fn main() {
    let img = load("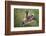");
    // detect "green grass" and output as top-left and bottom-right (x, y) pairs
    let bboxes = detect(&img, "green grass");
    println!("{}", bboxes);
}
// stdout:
(14, 8), (39, 27)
